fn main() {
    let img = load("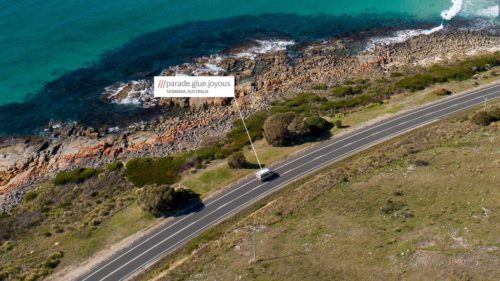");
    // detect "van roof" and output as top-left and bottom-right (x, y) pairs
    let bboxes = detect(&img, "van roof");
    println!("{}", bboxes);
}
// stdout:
(256, 168), (271, 176)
